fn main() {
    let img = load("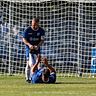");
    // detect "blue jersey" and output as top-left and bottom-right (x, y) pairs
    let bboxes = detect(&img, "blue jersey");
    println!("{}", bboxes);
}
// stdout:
(31, 68), (56, 84)
(23, 27), (45, 57)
